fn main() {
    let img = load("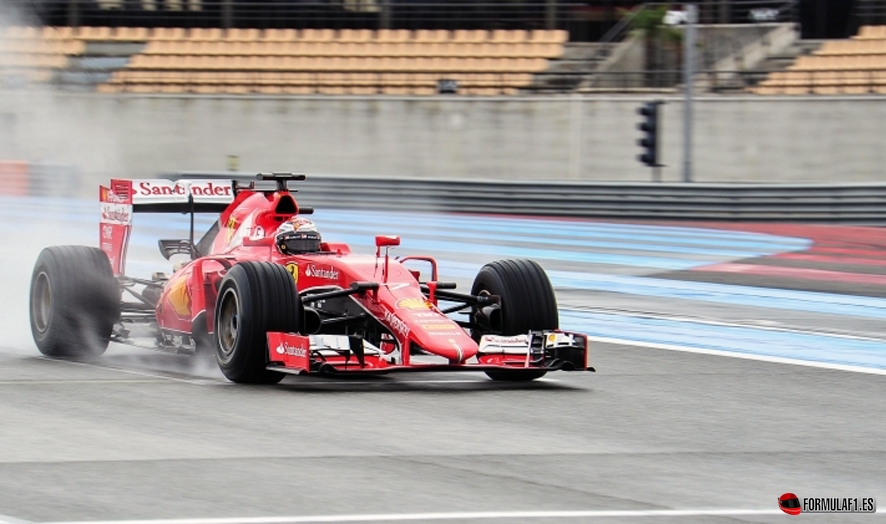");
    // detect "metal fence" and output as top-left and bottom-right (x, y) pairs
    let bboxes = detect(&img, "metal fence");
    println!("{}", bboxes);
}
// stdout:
(168, 173), (886, 224)
(18, 1), (800, 42)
